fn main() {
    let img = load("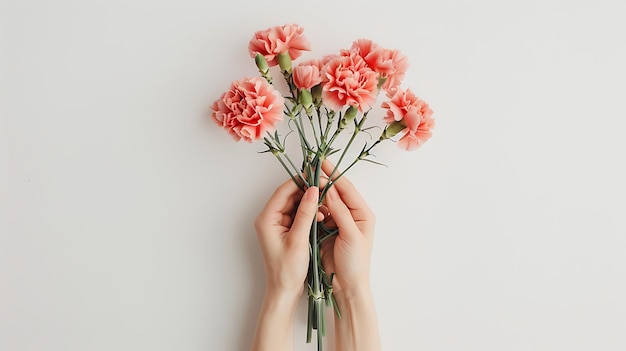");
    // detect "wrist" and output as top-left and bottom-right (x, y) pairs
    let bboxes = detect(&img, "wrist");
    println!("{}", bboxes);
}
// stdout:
(263, 284), (302, 307)
(333, 284), (373, 306)
(251, 284), (302, 351)
(332, 285), (381, 351)
(332, 279), (371, 299)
